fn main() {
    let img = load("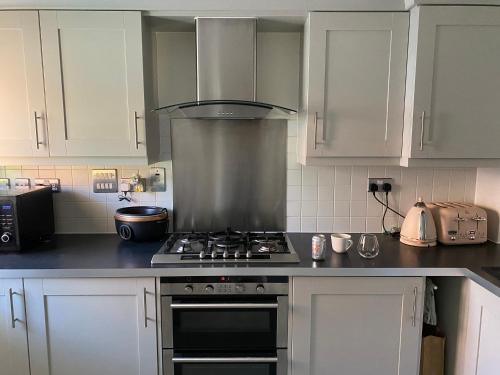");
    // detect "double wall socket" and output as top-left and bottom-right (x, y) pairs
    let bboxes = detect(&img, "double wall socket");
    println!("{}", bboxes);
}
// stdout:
(367, 178), (393, 193)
